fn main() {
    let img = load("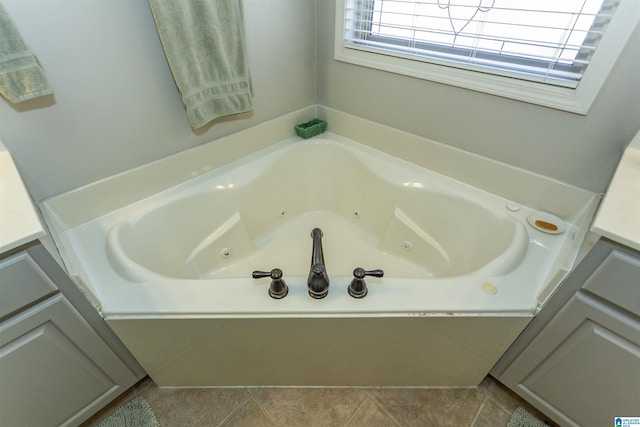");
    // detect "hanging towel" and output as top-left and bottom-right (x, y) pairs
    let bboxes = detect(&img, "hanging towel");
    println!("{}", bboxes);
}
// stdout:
(148, 0), (253, 129)
(0, 4), (52, 103)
